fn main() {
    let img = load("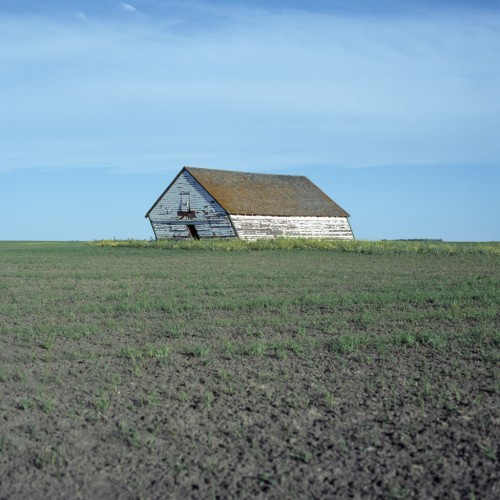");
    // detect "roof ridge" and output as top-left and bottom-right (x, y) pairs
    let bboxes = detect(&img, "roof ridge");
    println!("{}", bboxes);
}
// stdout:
(185, 166), (307, 179)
